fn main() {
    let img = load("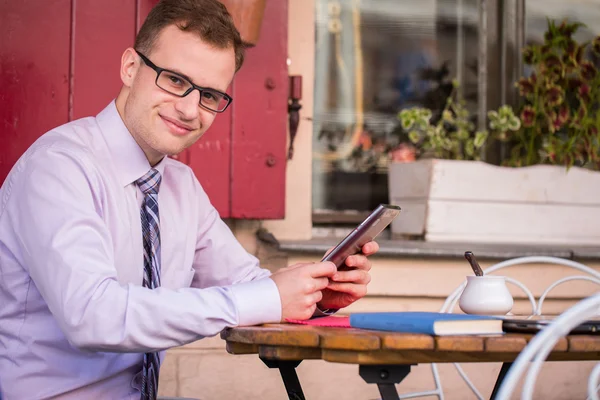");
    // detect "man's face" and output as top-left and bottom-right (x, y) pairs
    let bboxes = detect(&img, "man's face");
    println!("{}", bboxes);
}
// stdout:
(118, 25), (236, 165)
